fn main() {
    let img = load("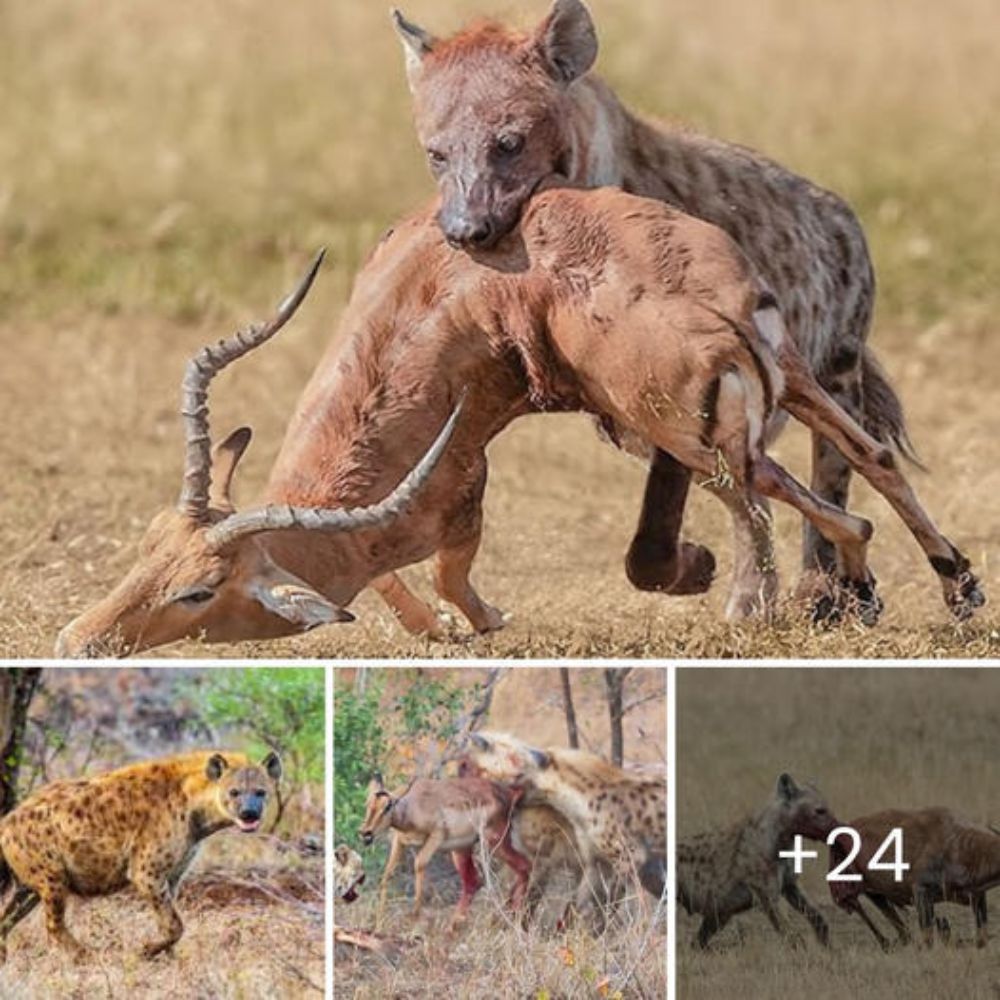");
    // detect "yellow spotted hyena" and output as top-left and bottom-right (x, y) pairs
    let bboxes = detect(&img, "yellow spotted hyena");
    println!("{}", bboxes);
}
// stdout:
(0, 749), (281, 961)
